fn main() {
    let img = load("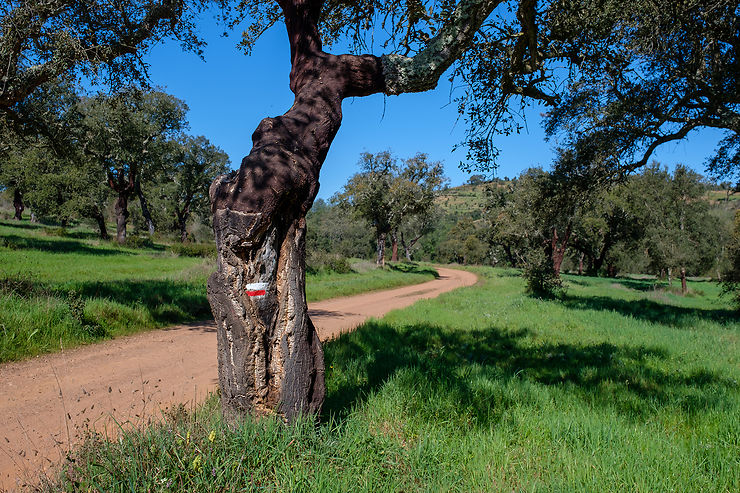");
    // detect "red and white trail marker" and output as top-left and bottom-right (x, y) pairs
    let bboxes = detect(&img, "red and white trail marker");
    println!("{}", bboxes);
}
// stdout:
(245, 282), (268, 298)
